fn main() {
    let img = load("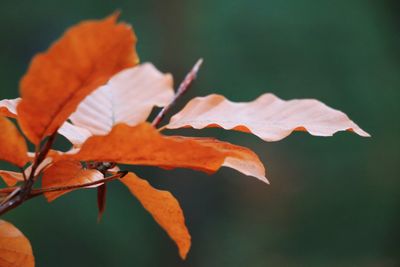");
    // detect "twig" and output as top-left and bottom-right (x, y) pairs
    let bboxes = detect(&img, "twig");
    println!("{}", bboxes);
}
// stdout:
(29, 171), (128, 198)
(152, 59), (203, 128)
(0, 132), (57, 216)
(0, 187), (21, 205)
